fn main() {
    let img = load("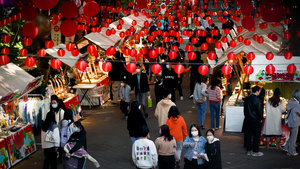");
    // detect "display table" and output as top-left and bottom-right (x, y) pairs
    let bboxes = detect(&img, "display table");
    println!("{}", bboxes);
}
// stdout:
(73, 84), (97, 109)
(0, 138), (10, 169)
(224, 106), (244, 132)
